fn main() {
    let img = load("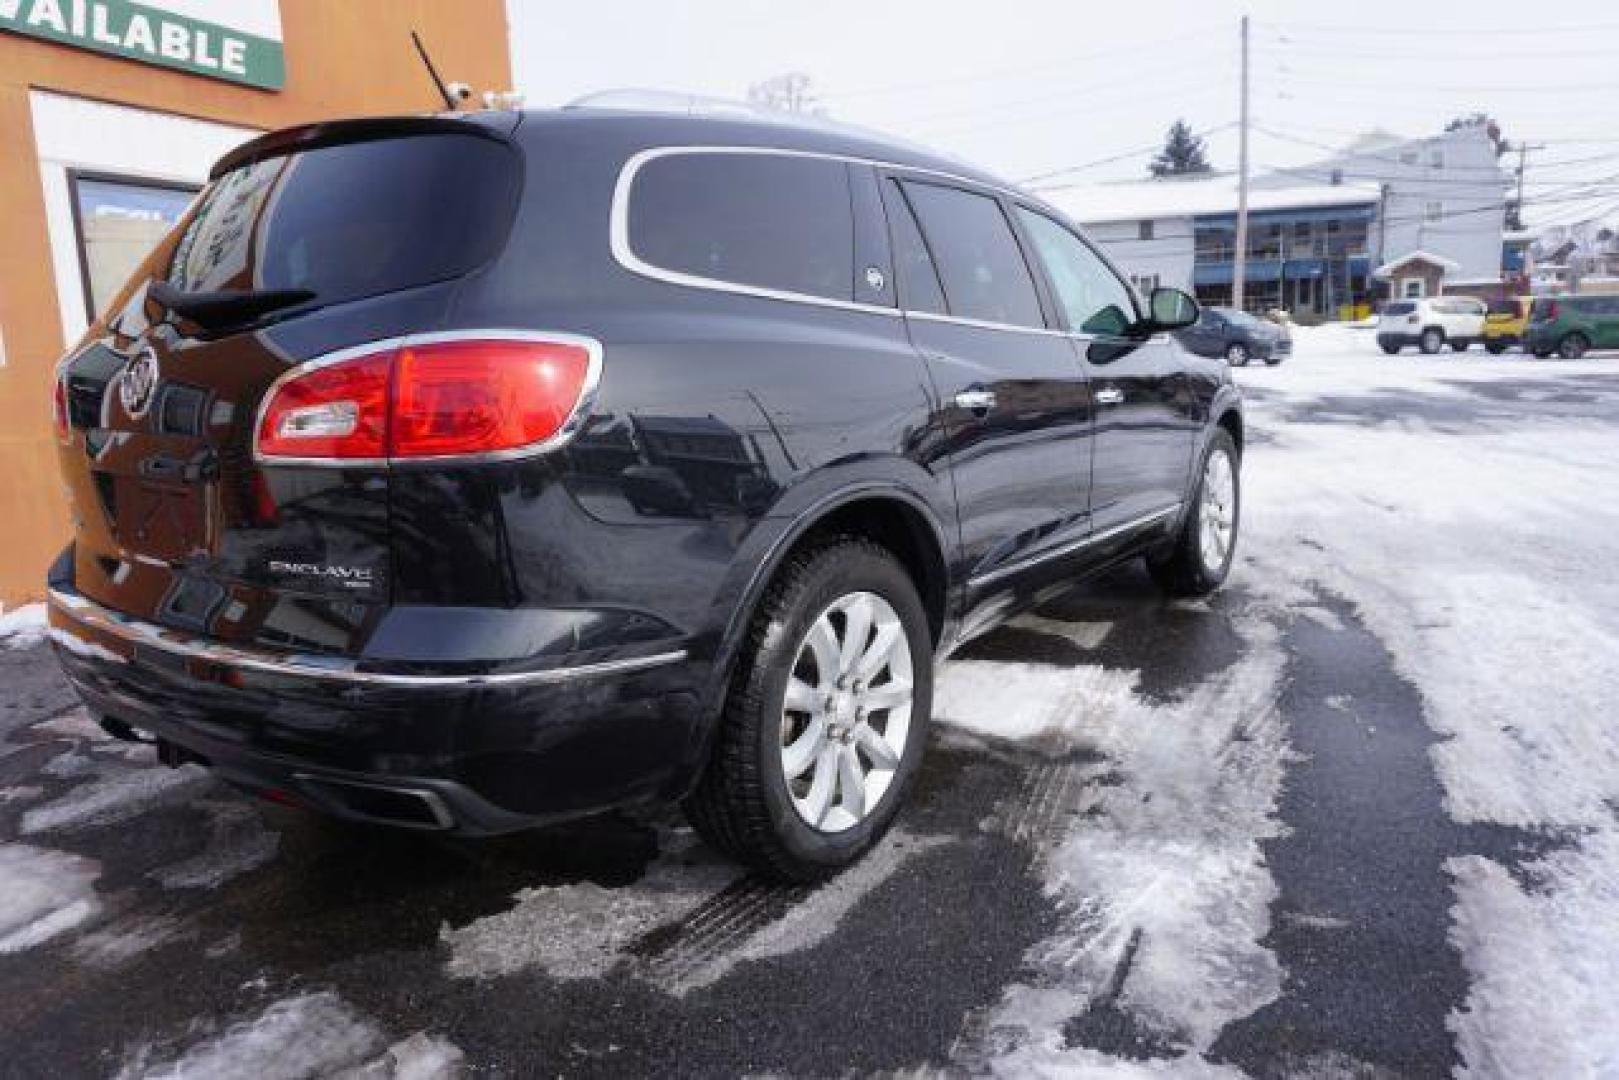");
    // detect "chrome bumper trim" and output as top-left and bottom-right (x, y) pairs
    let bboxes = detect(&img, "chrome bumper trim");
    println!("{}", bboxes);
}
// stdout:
(46, 587), (687, 688)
